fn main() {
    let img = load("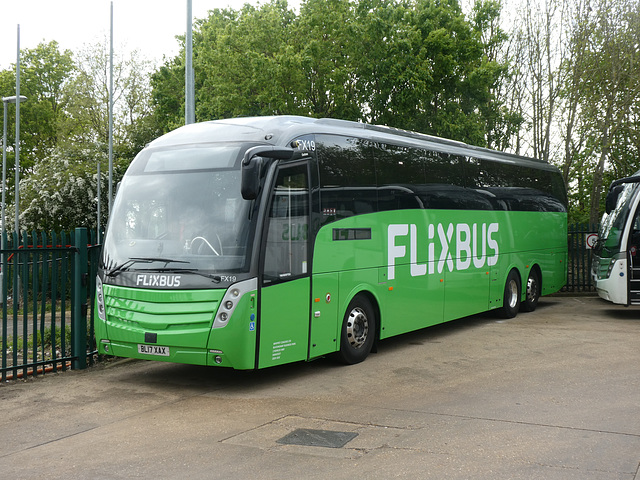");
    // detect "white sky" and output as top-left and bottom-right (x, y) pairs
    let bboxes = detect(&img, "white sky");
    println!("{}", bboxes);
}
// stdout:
(0, 0), (301, 71)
